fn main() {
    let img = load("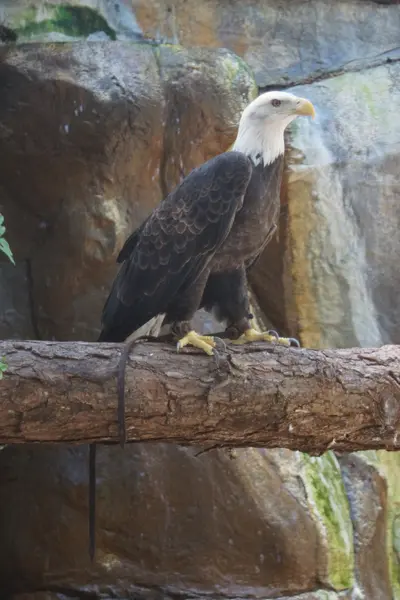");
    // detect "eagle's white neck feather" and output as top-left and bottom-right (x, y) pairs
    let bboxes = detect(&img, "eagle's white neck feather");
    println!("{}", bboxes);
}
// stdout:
(232, 114), (296, 167)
